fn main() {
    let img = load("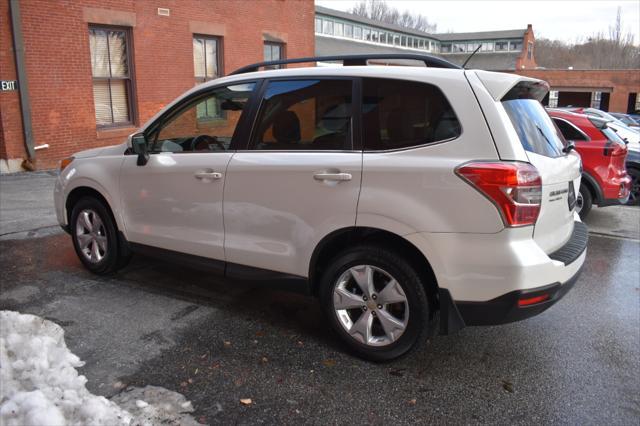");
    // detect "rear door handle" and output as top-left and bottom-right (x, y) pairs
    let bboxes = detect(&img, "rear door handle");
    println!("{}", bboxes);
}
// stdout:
(194, 171), (223, 180)
(313, 172), (352, 182)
